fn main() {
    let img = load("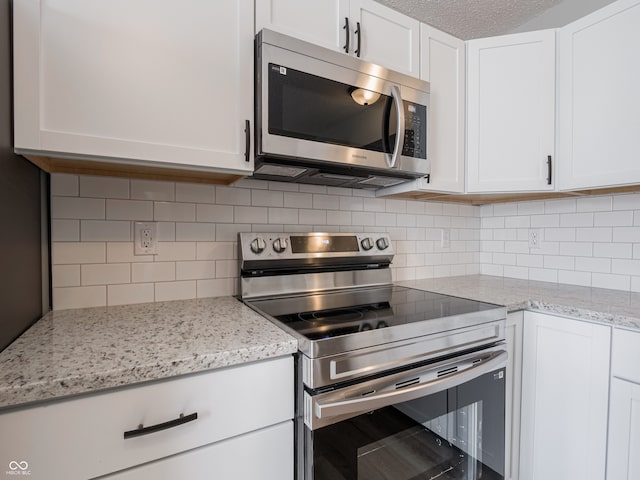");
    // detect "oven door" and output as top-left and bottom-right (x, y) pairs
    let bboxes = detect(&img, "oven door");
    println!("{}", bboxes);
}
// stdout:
(302, 347), (506, 480)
